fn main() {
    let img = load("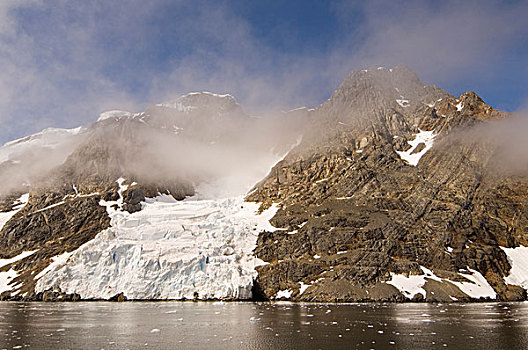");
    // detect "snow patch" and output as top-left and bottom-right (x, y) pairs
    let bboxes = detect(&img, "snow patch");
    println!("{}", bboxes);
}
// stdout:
(0, 250), (37, 270)
(386, 266), (496, 299)
(448, 269), (496, 299)
(34, 252), (74, 280)
(0, 250), (37, 294)
(0, 127), (83, 165)
(385, 266), (440, 299)
(299, 282), (312, 295)
(155, 102), (197, 113)
(157, 92), (236, 112)
(275, 289), (293, 299)
(396, 99), (410, 108)
(97, 110), (132, 122)
(0, 193), (29, 231)
(396, 129), (436, 166)
(0, 269), (18, 294)
(500, 246), (528, 289)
